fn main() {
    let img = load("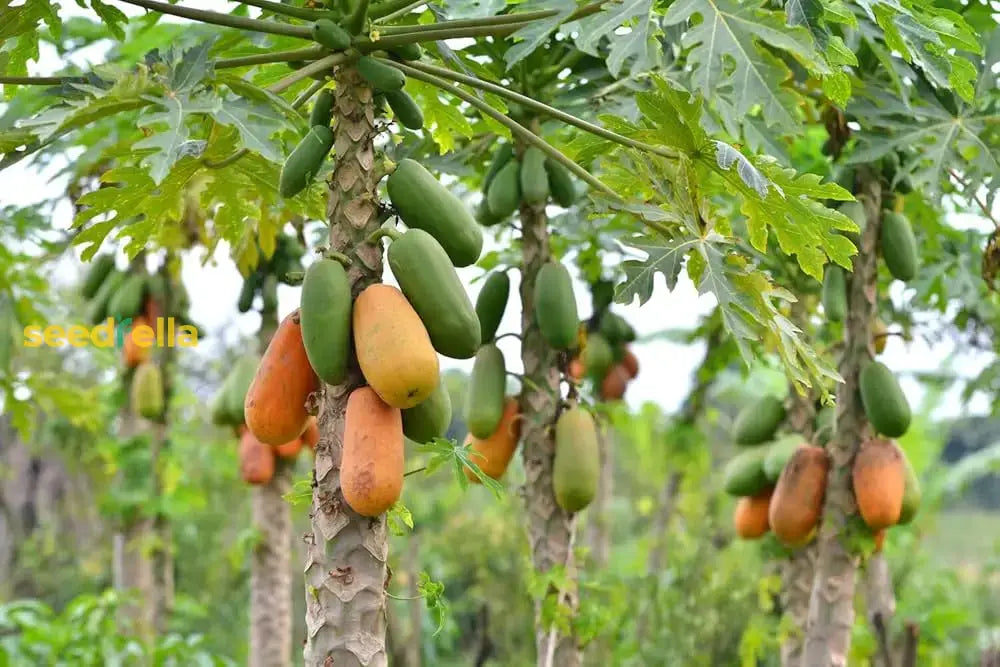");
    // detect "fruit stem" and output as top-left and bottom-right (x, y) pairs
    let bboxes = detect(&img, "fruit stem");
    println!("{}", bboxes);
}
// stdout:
(324, 249), (354, 267)
(233, 0), (327, 20)
(269, 53), (351, 93)
(372, 0), (425, 23)
(115, 0), (313, 39)
(366, 227), (402, 244)
(347, 0), (371, 34)
(215, 46), (326, 70)
(493, 332), (522, 342)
